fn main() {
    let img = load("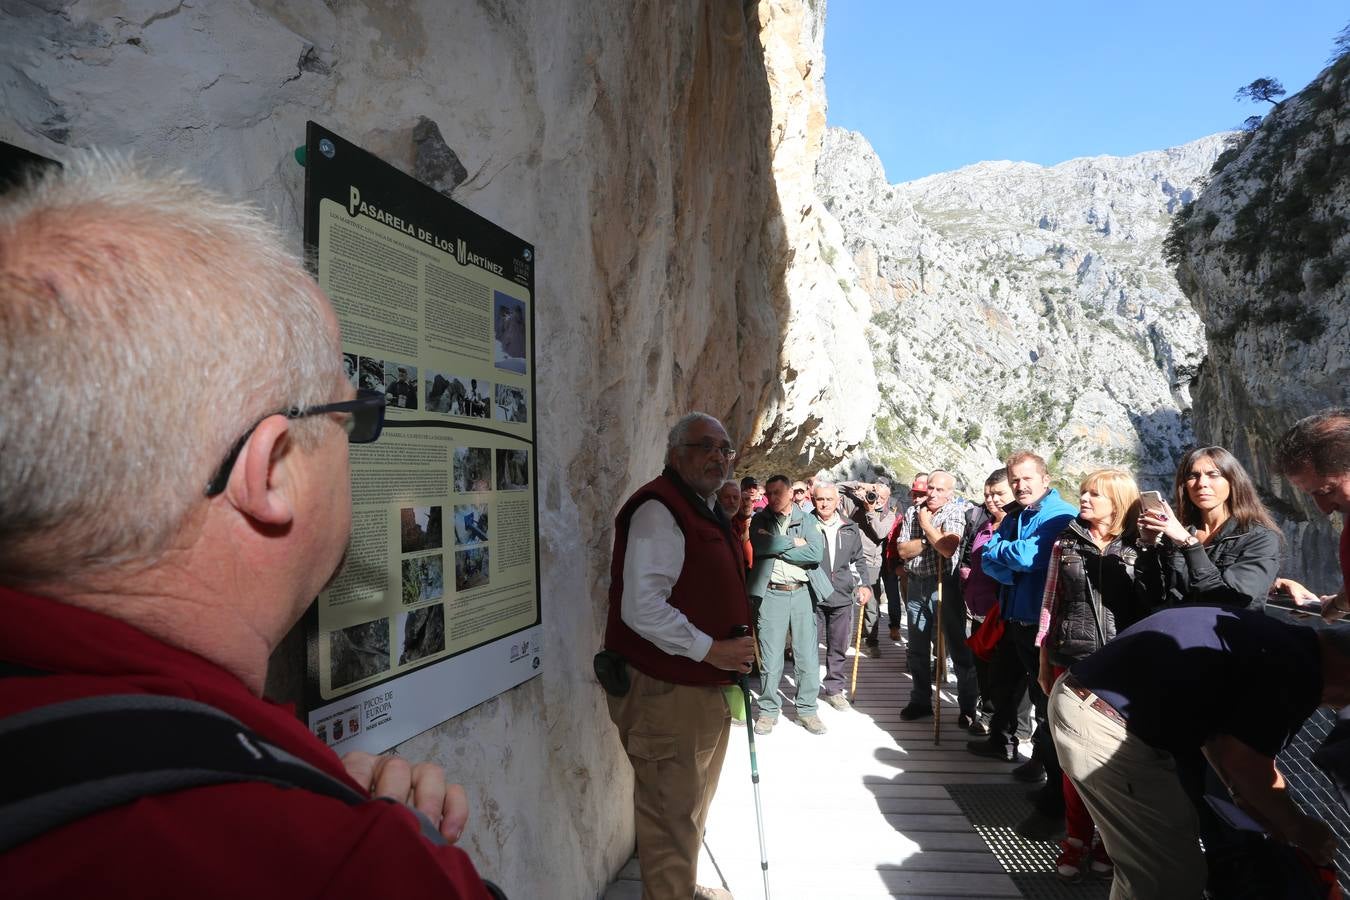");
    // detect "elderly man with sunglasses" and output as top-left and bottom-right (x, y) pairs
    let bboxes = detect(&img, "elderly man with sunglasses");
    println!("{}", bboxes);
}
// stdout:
(0, 159), (495, 898)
